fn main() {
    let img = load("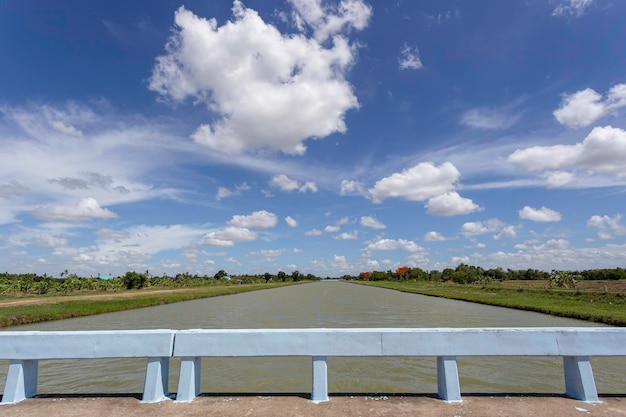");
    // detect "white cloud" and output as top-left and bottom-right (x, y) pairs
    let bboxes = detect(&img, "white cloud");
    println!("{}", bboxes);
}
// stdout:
(299, 181), (318, 193)
(340, 179), (364, 195)
(587, 214), (626, 239)
(50, 120), (83, 136)
(425, 192), (481, 216)
(270, 174), (318, 193)
(461, 218), (506, 234)
(518, 206), (562, 222)
(149, 2), (364, 155)
(553, 84), (626, 128)
(544, 171), (576, 188)
(228, 210), (278, 229)
(369, 162), (460, 203)
(334, 230), (358, 240)
(216, 182), (250, 200)
(270, 174), (300, 191)
(203, 226), (258, 246)
(493, 226), (517, 240)
(324, 225), (340, 233)
(285, 216), (298, 227)
(331, 254), (351, 271)
(31, 233), (69, 248)
(552, 0), (596, 18)
(360, 215), (386, 229)
(461, 107), (520, 130)
(424, 231), (446, 241)
(289, 0), (372, 42)
(398, 43), (422, 70)
(508, 126), (626, 178)
(32, 197), (117, 222)
(216, 187), (233, 201)
(364, 238), (423, 253)
(305, 228), (323, 236)
(249, 248), (286, 257)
